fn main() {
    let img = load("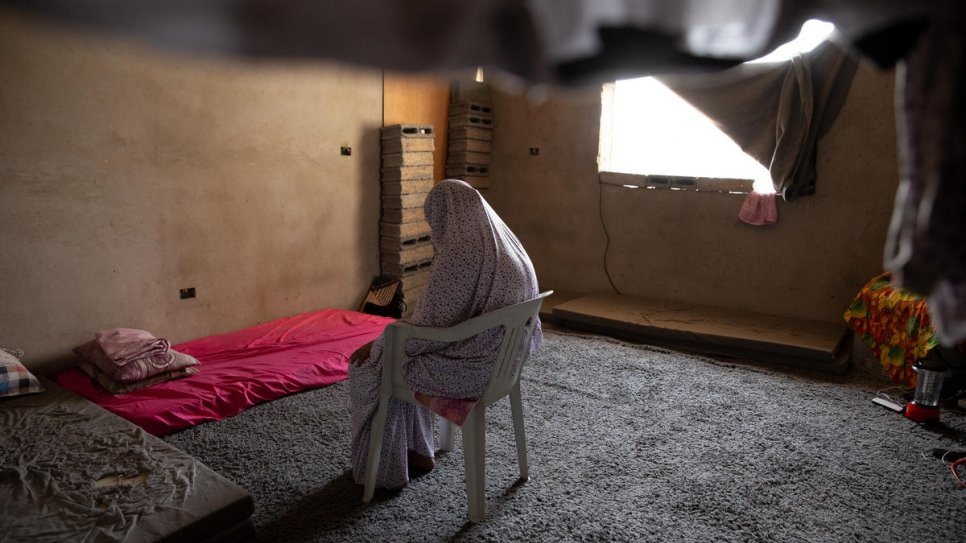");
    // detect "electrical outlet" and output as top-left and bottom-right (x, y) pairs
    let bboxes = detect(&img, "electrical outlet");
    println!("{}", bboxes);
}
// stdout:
(179, 287), (196, 299)
(340, 146), (352, 156)
(529, 147), (540, 156)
